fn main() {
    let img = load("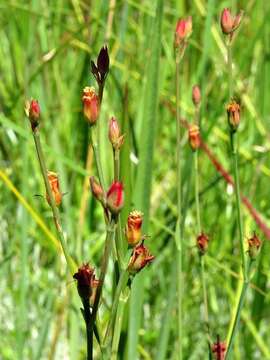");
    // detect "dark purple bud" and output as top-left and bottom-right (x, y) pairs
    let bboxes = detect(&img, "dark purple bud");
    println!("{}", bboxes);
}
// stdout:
(97, 45), (109, 78)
